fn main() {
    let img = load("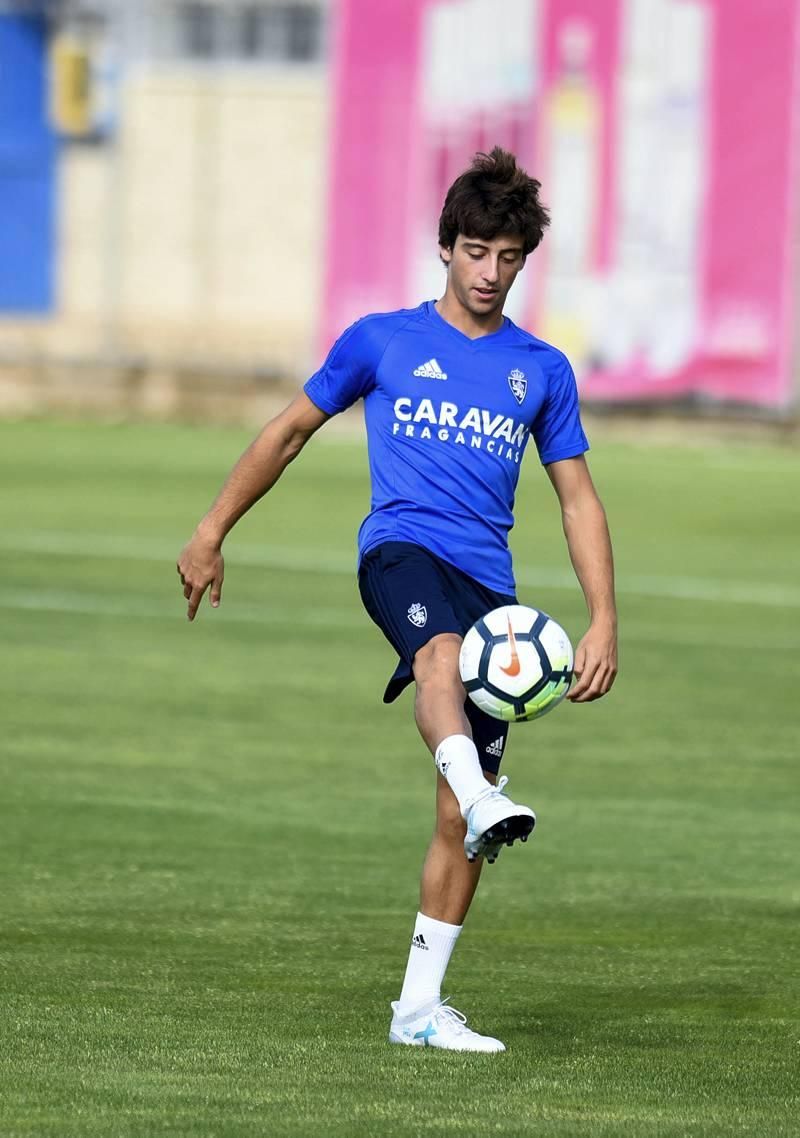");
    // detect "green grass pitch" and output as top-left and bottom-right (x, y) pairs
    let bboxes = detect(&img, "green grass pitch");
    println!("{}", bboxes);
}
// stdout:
(0, 418), (798, 1137)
